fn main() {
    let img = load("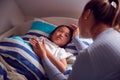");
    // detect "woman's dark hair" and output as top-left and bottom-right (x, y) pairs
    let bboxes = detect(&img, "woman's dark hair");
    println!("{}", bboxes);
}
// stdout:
(83, 0), (120, 27)
(49, 25), (73, 47)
